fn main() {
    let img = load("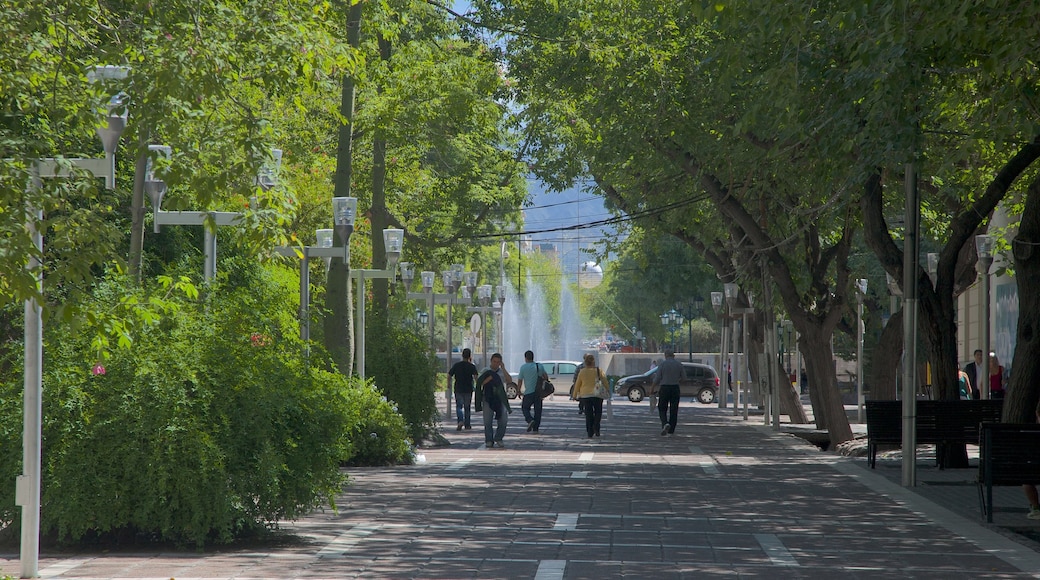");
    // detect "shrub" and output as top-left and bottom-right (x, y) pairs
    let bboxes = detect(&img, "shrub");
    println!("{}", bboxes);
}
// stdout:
(0, 262), (413, 547)
(363, 314), (440, 443)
